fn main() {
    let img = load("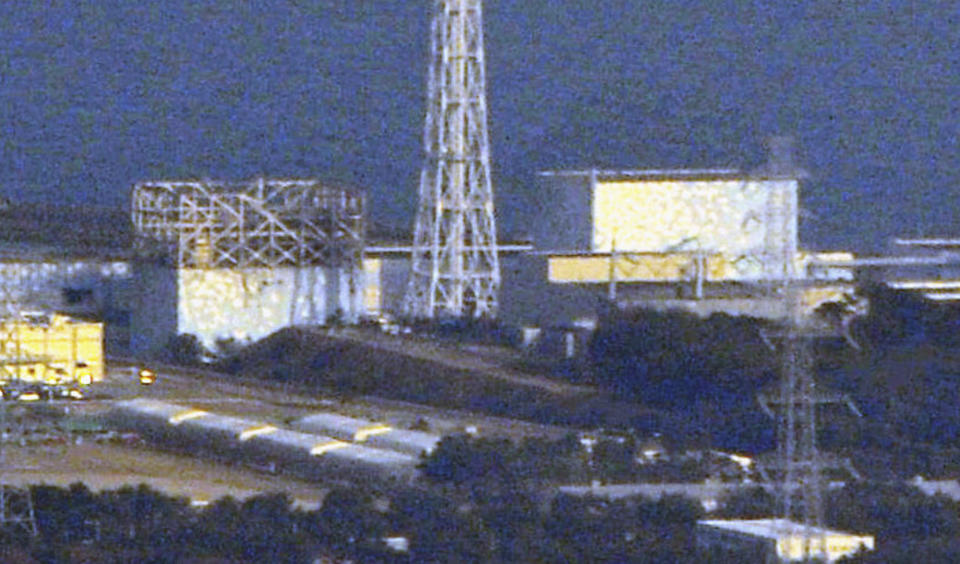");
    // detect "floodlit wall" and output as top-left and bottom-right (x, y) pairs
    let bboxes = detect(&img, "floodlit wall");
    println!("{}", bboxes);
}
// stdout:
(696, 519), (874, 563)
(547, 253), (744, 283)
(777, 533), (875, 562)
(592, 178), (797, 279)
(546, 252), (852, 284)
(535, 172), (799, 281)
(362, 258), (382, 317)
(176, 266), (361, 351)
(0, 314), (104, 384)
(130, 263), (363, 354)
